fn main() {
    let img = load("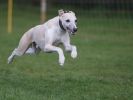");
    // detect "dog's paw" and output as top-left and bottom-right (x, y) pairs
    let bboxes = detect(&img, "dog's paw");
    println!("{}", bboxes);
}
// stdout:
(7, 56), (13, 64)
(59, 56), (65, 66)
(71, 51), (77, 59)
